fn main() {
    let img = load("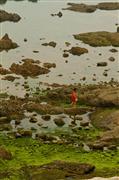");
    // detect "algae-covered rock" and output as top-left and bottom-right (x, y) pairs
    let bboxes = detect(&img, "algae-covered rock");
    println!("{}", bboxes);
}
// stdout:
(74, 31), (119, 47)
